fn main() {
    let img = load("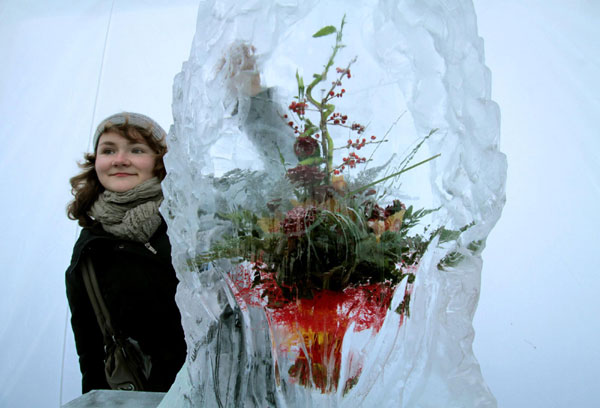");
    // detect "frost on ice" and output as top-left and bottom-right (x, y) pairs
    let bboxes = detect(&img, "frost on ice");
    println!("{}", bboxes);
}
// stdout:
(159, 0), (506, 407)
